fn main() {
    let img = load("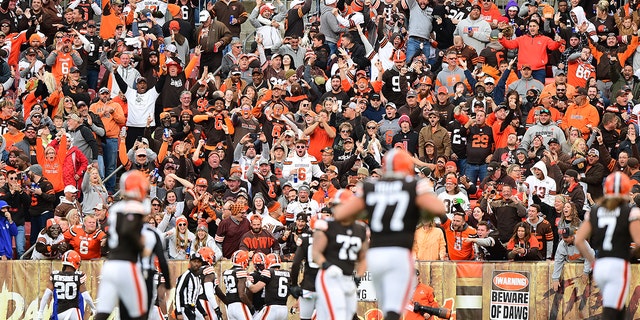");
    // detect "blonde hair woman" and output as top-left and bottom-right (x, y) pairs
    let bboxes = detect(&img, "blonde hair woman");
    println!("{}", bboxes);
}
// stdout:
(81, 166), (108, 216)
(56, 96), (78, 119)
